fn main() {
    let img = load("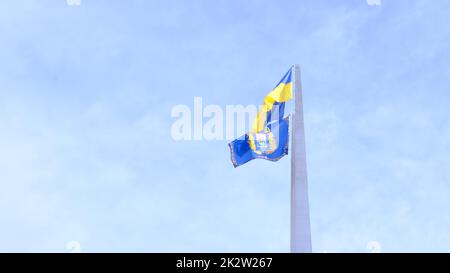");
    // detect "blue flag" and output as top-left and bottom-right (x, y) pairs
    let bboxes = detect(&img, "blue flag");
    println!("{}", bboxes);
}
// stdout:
(228, 117), (290, 168)
(228, 68), (293, 167)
